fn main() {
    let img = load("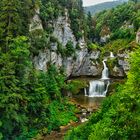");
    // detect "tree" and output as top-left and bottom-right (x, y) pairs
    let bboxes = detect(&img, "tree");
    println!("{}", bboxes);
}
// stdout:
(0, 36), (32, 139)
(0, 0), (22, 51)
(65, 45), (140, 140)
(86, 12), (95, 41)
(65, 41), (75, 57)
